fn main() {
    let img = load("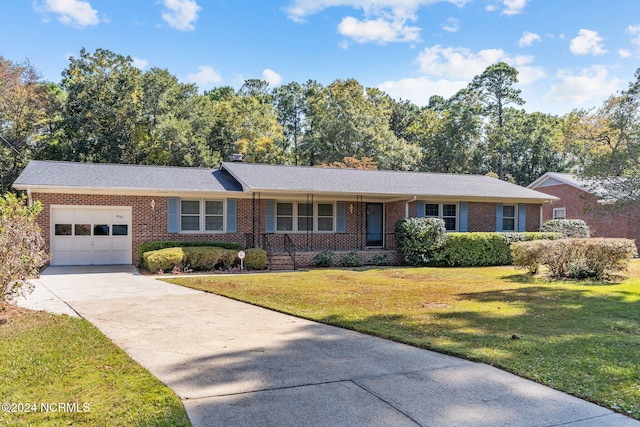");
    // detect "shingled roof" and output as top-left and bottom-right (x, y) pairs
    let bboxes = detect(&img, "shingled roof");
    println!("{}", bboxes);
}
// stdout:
(13, 161), (243, 193)
(13, 160), (557, 202)
(221, 162), (556, 202)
